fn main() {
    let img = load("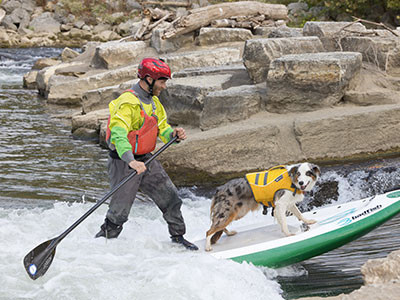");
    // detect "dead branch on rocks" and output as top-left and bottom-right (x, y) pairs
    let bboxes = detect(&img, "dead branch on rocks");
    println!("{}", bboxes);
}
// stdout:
(339, 17), (399, 37)
(162, 1), (288, 39)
